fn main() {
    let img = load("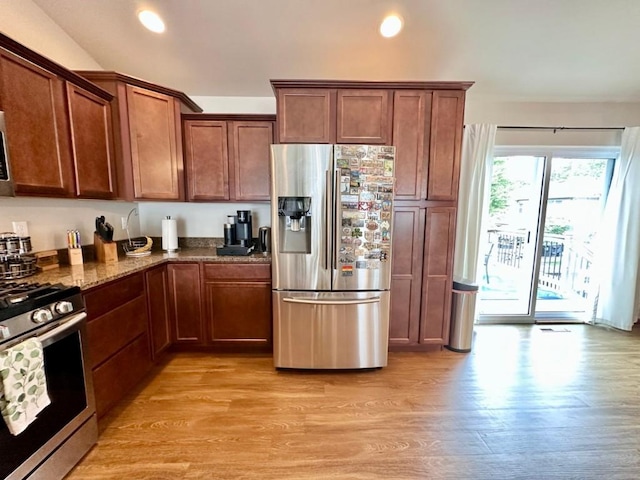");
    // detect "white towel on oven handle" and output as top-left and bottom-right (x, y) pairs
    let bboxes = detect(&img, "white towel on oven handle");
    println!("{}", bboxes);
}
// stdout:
(0, 337), (51, 435)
